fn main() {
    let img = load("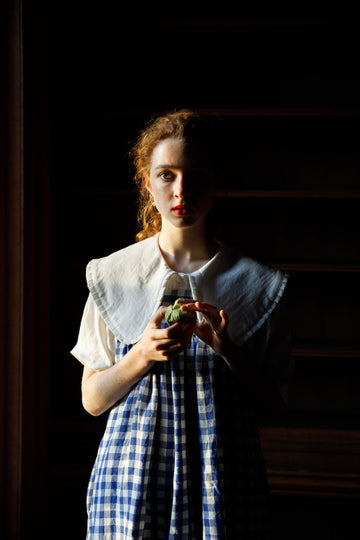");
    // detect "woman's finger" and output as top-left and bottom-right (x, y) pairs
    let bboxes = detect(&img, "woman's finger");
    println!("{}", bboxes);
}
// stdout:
(186, 301), (223, 327)
(150, 306), (168, 328)
(152, 332), (193, 360)
(182, 301), (218, 316)
(219, 309), (229, 327)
